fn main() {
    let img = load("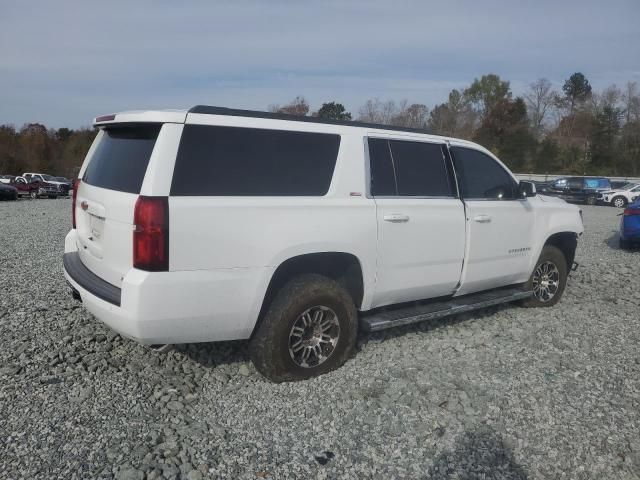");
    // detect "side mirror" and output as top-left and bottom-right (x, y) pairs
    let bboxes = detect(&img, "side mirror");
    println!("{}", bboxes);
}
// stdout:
(519, 181), (537, 198)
